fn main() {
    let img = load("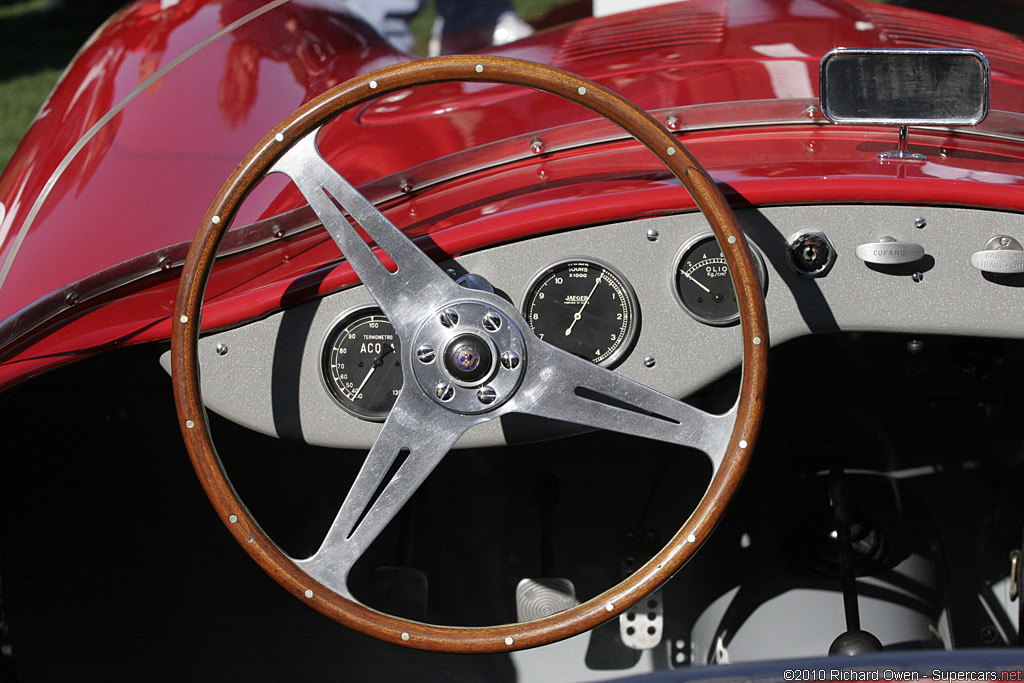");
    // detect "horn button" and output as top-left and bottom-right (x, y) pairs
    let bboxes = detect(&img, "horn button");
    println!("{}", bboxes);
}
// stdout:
(412, 301), (526, 414)
(444, 335), (492, 383)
